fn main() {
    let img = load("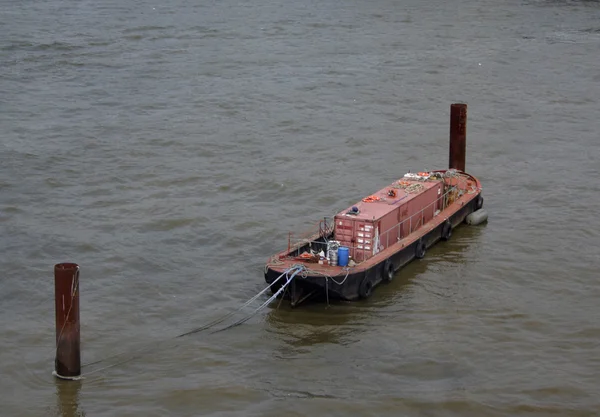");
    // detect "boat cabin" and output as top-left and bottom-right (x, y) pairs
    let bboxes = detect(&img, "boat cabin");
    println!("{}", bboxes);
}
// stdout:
(333, 175), (444, 262)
